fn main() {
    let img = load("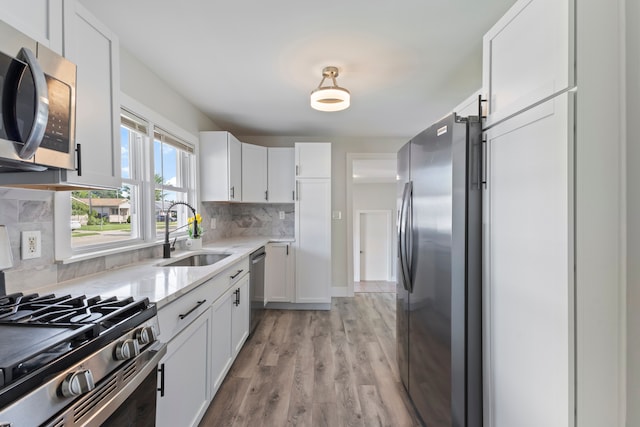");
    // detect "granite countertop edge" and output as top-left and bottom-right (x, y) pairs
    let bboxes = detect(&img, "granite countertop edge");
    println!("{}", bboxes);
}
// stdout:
(33, 236), (294, 309)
